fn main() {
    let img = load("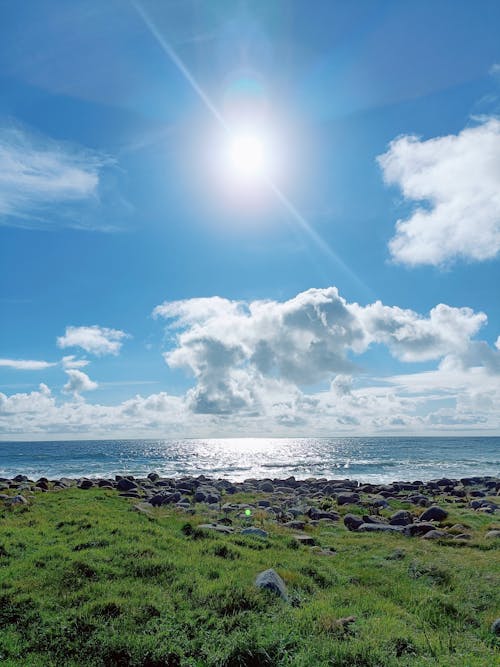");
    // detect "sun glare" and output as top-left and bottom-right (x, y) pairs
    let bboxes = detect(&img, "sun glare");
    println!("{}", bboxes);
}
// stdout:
(222, 129), (271, 185)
